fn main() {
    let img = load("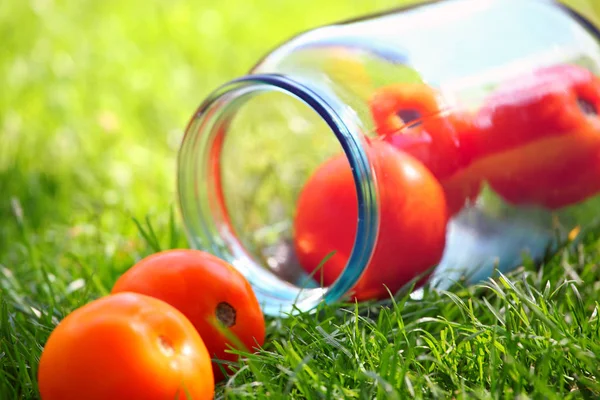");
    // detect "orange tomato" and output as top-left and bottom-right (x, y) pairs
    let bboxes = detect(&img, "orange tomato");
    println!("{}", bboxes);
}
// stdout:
(37, 292), (214, 400)
(111, 249), (266, 382)
(293, 140), (449, 301)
